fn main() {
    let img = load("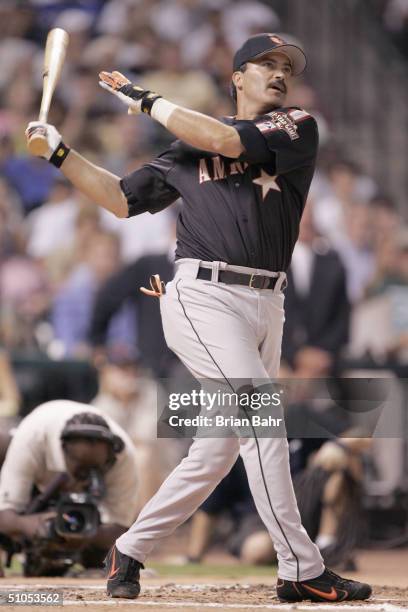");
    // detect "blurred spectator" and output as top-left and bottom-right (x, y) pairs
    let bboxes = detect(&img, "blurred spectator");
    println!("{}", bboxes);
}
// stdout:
(97, 0), (158, 38)
(31, 1), (103, 33)
(141, 41), (220, 114)
(26, 178), (78, 260)
(150, 0), (202, 43)
(99, 160), (177, 264)
(51, 230), (131, 358)
(331, 203), (376, 303)
(222, 1), (280, 50)
(295, 435), (372, 570)
(59, 67), (107, 151)
(368, 228), (408, 299)
(312, 160), (376, 246)
(0, 177), (25, 262)
(43, 201), (101, 287)
(104, 206), (176, 265)
(281, 203), (350, 377)
(311, 159), (382, 302)
(370, 193), (401, 249)
(0, 3), (42, 42)
(0, 133), (58, 214)
(349, 227), (408, 365)
(0, 38), (39, 111)
(97, 128), (152, 178)
(181, 6), (228, 70)
(377, 229), (408, 362)
(313, 160), (359, 244)
(0, 350), (20, 421)
(0, 256), (50, 352)
(54, 9), (94, 65)
(92, 352), (181, 514)
(89, 252), (177, 377)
